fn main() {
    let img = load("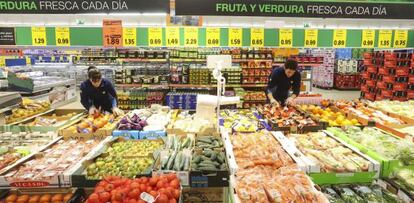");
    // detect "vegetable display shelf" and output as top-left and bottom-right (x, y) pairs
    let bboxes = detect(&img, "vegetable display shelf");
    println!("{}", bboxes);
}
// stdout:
(380, 178), (414, 202)
(368, 104), (414, 125)
(281, 131), (380, 185)
(327, 127), (414, 178)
